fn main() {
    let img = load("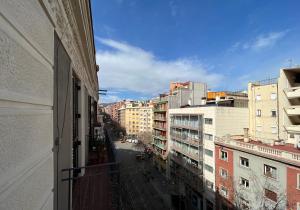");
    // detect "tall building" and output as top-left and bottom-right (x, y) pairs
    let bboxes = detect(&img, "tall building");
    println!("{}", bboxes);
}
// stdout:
(118, 101), (153, 136)
(0, 1), (99, 209)
(168, 104), (248, 210)
(169, 81), (207, 109)
(214, 69), (300, 210)
(152, 94), (169, 174)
